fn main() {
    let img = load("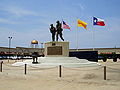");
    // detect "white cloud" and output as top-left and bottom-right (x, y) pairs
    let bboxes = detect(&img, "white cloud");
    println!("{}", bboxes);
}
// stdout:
(0, 18), (17, 24)
(77, 3), (85, 10)
(0, 6), (43, 24)
(1, 6), (38, 17)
